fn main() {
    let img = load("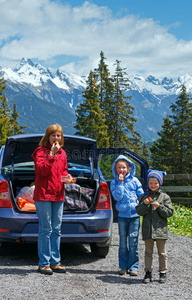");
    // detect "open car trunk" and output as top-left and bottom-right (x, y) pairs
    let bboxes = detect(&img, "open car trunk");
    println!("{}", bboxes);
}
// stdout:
(2, 134), (99, 213)
(5, 173), (98, 213)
